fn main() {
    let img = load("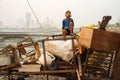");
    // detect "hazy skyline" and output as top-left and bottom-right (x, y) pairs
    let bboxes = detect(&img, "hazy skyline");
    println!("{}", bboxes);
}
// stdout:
(0, 0), (120, 28)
